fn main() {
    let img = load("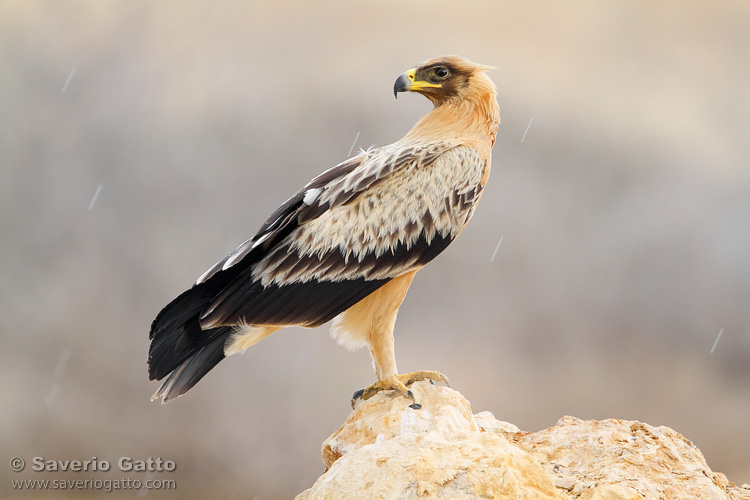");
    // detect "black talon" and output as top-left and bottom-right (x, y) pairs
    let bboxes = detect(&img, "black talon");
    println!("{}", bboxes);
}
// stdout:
(352, 388), (364, 400)
(406, 389), (414, 398)
(409, 403), (422, 410)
